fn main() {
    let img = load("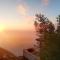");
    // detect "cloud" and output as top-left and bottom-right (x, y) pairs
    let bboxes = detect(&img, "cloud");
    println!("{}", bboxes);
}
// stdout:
(25, 16), (34, 21)
(42, 0), (49, 6)
(17, 4), (27, 16)
(18, 15), (35, 30)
